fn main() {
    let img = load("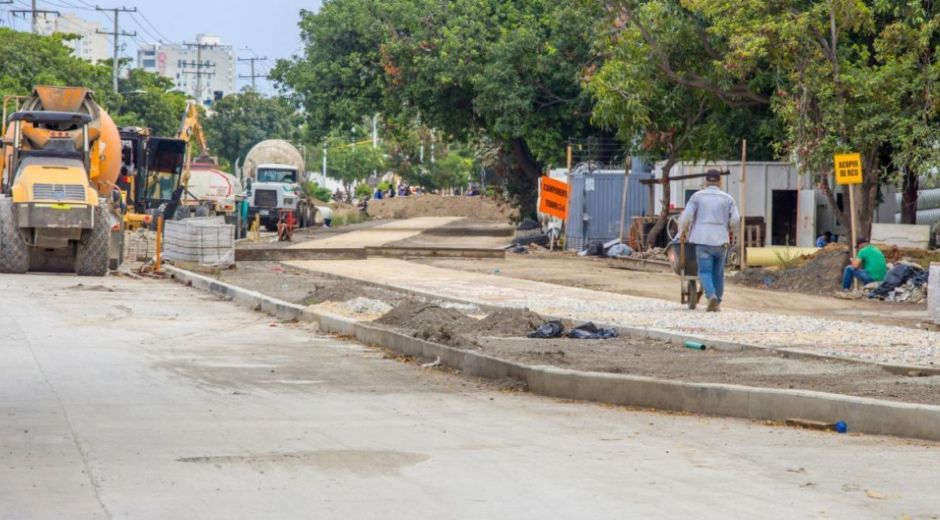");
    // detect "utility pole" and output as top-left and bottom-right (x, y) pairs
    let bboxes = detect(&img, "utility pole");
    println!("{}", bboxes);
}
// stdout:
(11, 1), (58, 34)
(183, 40), (218, 103)
(237, 56), (267, 91)
(95, 5), (136, 93)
